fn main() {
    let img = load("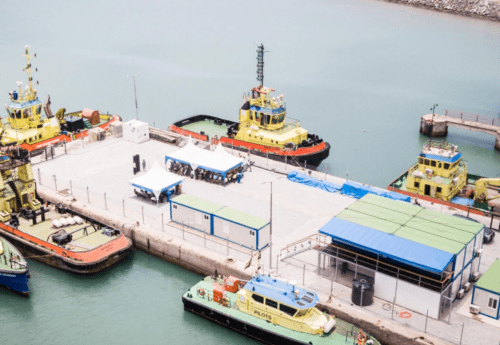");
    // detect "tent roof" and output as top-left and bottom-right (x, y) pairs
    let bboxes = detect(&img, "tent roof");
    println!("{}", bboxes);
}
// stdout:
(165, 140), (243, 176)
(319, 217), (455, 274)
(129, 161), (184, 195)
(476, 259), (500, 293)
(214, 207), (269, 230)
(171, 194), (224, 214)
